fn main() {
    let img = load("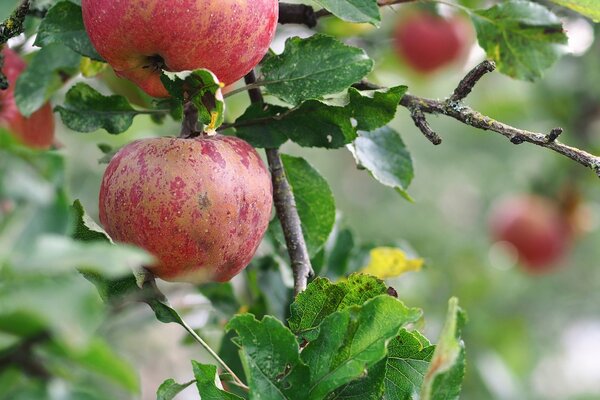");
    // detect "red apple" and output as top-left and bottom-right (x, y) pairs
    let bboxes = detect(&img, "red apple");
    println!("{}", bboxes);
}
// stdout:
(392, 11), (472, 73)
(489, 195), (571, 273)
(81, 0), (279, 98)
(0, 48), (55, 149)
(99, 135), (273, 283)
